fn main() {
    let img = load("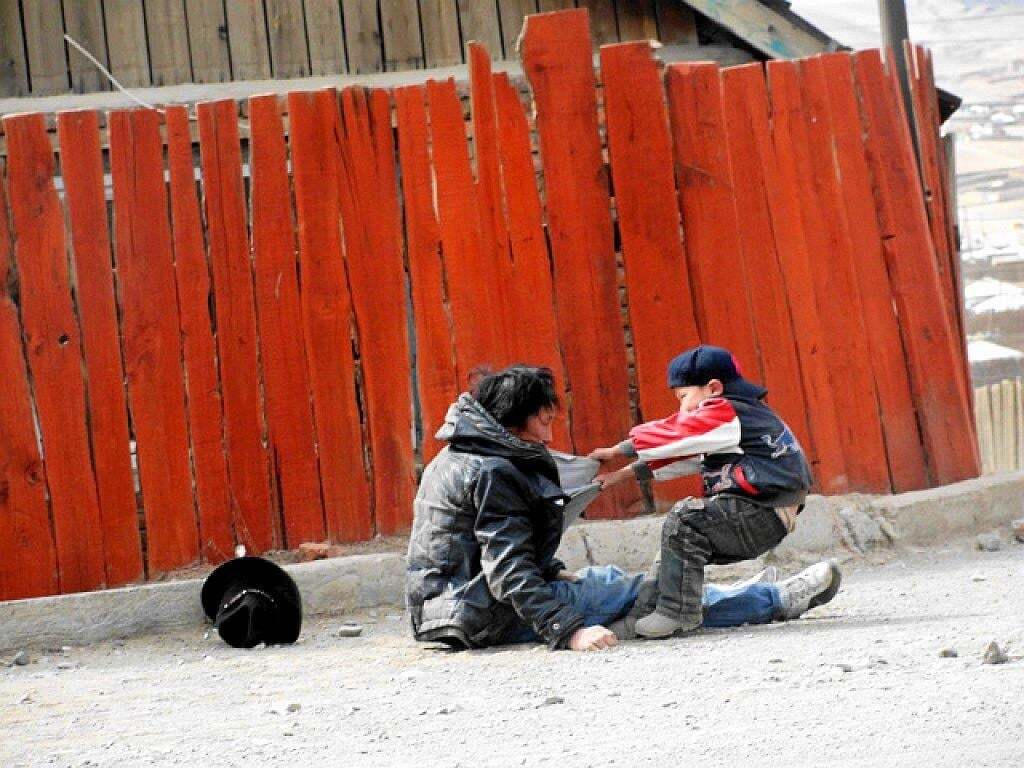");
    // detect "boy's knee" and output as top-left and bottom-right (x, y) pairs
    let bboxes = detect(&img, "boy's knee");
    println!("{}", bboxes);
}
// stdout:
(664, 497), (705, 539)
